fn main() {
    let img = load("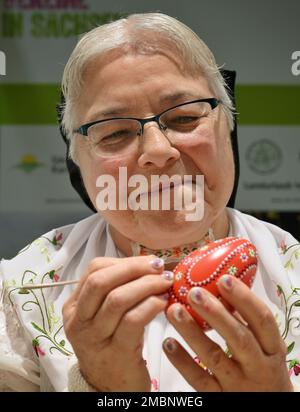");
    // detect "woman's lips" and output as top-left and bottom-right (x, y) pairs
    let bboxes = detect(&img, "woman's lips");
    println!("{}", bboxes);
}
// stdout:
(139, 181), (184, 197)
(137, 179), (197, 198)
